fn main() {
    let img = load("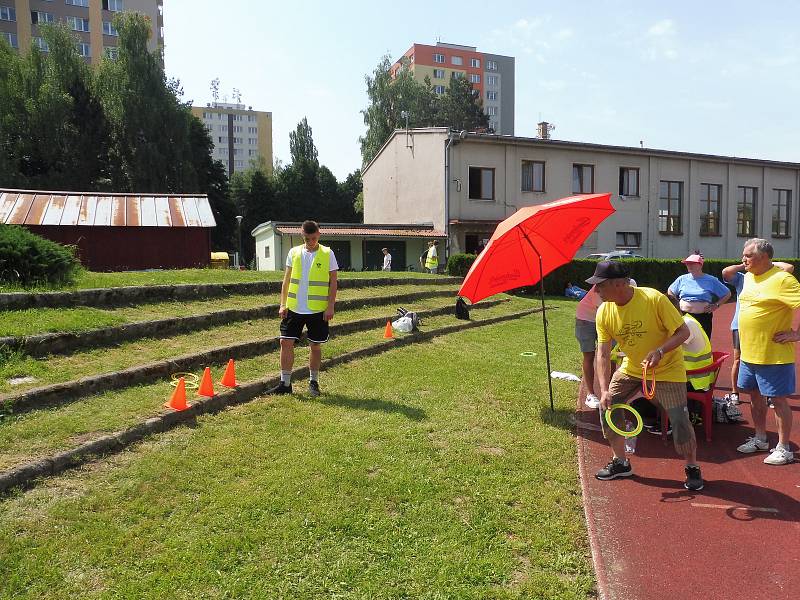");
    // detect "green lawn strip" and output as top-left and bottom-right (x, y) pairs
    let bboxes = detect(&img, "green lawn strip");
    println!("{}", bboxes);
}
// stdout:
(0, 304), (591, 599)
(0, 293), (471, 396)
(0, 269), (443, 293)
(0, 284), (460, 338)
(0, 299), (540, 469)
